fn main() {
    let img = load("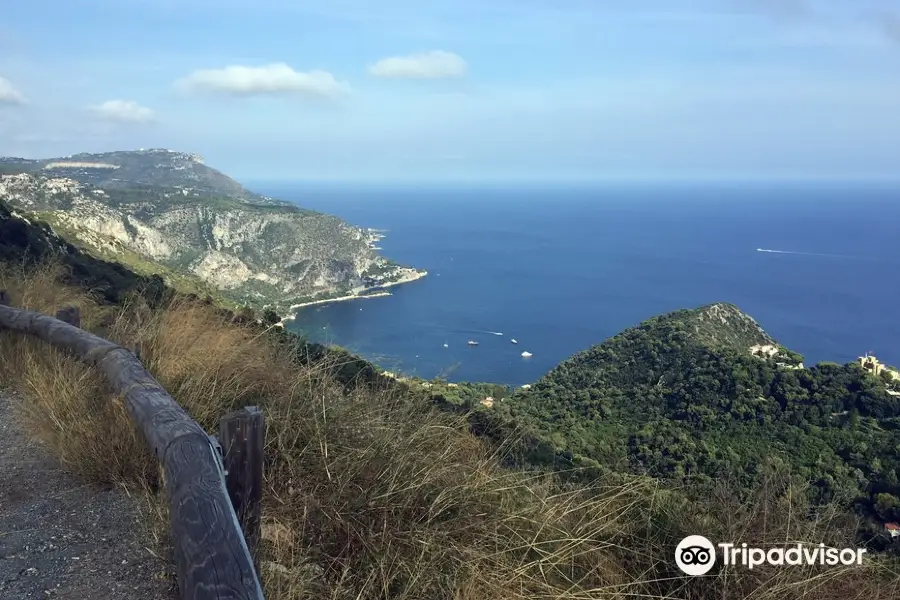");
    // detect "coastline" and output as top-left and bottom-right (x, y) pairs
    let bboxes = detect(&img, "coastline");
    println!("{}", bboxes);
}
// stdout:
(279, 269), (427, 324)
(374, 269), (429, 290)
